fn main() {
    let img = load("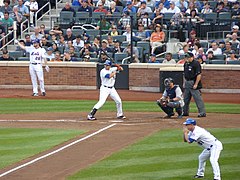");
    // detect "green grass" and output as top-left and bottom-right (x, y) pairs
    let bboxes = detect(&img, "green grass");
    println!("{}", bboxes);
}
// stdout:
(68, 128), (240, 180)
(0, 128), (85, 169)
(0, 98), (239, 114)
